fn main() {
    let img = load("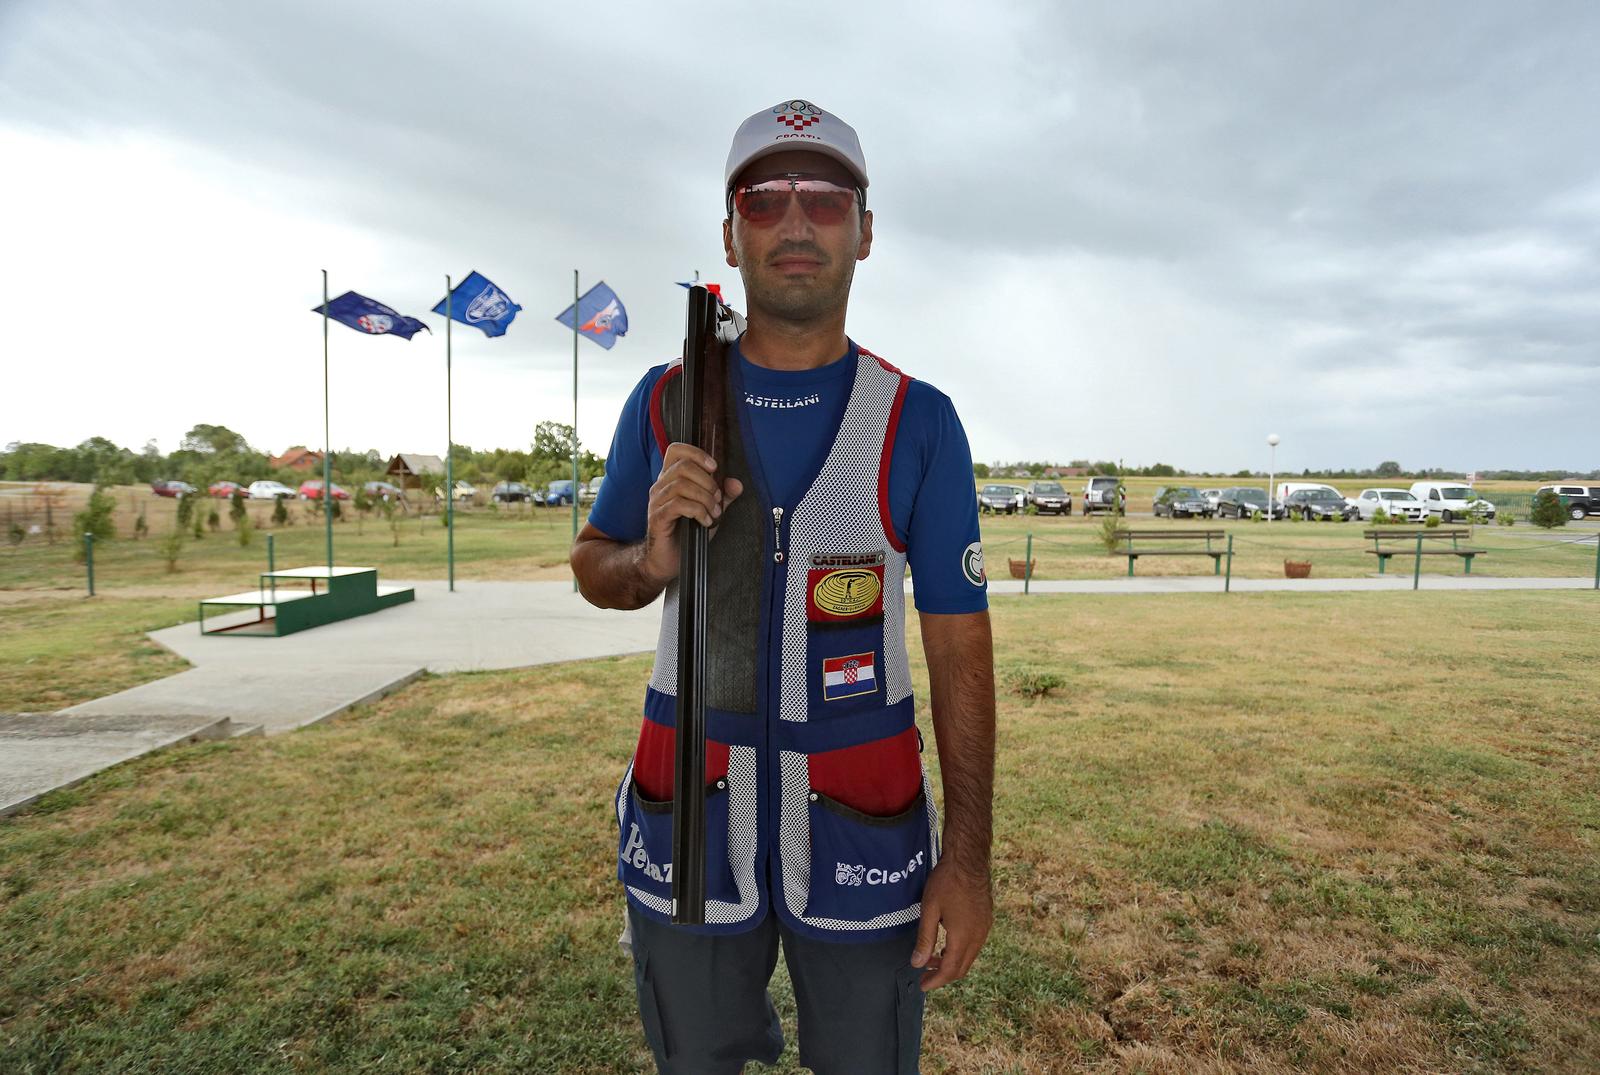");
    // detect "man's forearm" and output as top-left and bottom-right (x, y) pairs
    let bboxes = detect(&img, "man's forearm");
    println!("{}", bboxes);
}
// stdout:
(571, 526), (671, 610)
(919, 610), (996, 881)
